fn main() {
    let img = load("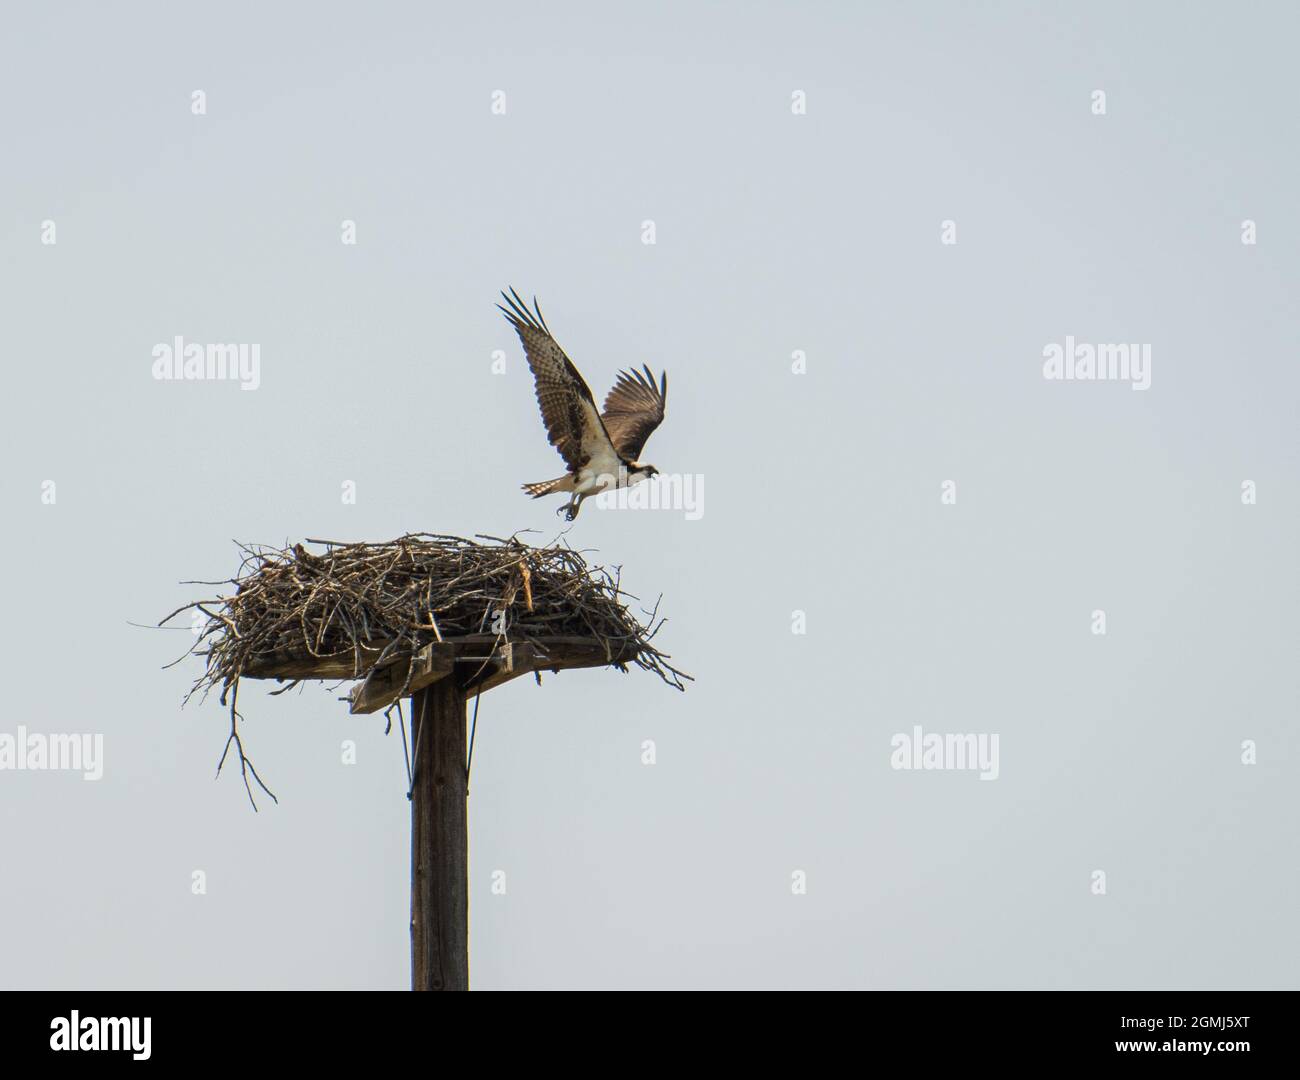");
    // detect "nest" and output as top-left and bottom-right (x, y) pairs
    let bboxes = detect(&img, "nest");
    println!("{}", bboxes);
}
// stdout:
(168, 533), (690, 703)
(163, 534), (688, 808)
